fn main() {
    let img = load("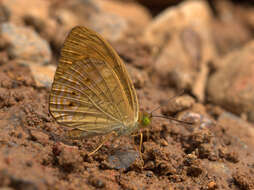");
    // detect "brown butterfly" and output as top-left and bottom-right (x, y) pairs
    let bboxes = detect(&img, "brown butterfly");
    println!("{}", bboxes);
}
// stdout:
(49, 26), (190, 155)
